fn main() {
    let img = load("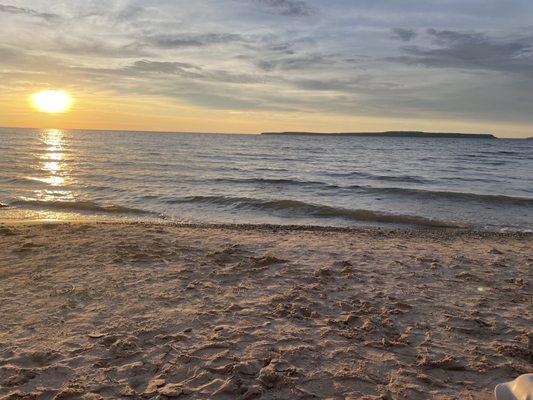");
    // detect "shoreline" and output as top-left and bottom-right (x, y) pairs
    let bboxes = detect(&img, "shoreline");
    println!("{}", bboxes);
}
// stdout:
(2, 219), (532, 239)
(1, 221), (531, 399)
